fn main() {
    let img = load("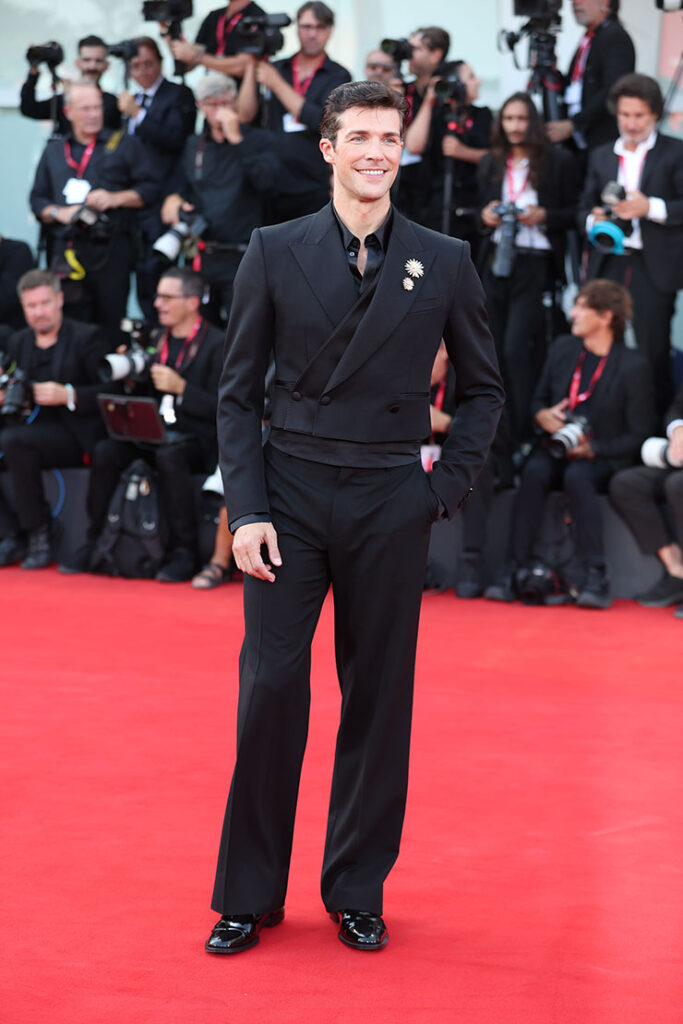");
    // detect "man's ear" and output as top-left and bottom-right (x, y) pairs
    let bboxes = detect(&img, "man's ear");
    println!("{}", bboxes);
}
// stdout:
(319, 137), (335, 166)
